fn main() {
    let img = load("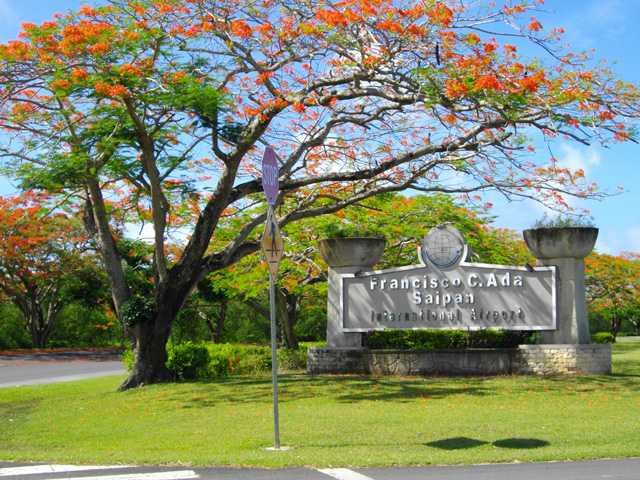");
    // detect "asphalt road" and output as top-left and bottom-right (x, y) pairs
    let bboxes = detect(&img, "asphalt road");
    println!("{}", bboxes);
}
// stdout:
(1, 458), (640, 480)
(0, 350), (127, 388)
